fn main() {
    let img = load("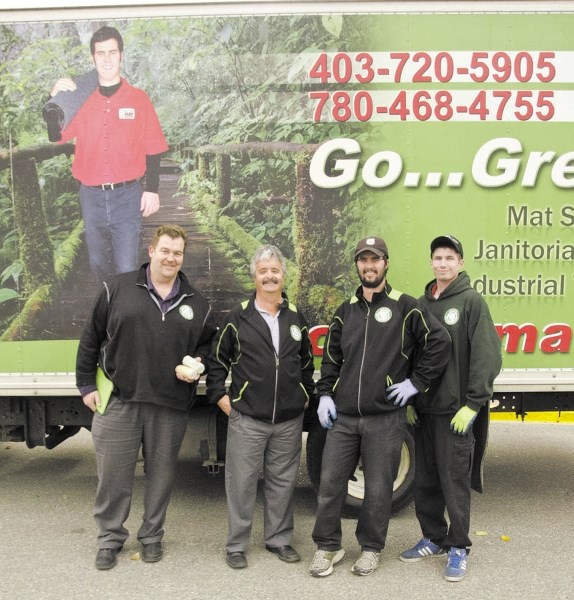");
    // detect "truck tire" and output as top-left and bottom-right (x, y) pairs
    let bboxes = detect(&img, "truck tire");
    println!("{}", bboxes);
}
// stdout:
(305, 422), (415, 516)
